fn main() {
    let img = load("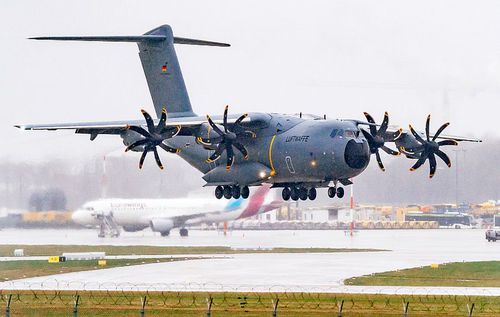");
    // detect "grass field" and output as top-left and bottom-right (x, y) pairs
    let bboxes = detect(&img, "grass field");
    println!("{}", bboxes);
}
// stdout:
(0, 244), (385, 256)
(345, 261), (500, 287)
(1, 290), (498, 316)
(0, 257), (198, 281)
